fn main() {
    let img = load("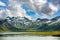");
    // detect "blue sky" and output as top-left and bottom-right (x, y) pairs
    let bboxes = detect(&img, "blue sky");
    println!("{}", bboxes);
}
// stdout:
(19, 0), (60, 19)
(0, 0), (8, 10)
(22, 4), (35, 17)
(0, 0), (60, 20)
